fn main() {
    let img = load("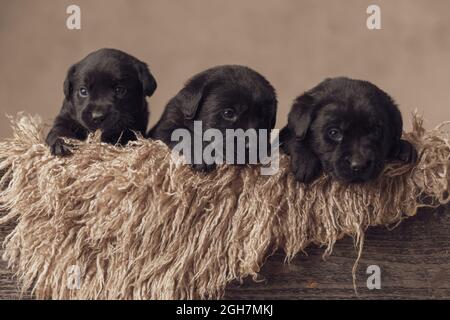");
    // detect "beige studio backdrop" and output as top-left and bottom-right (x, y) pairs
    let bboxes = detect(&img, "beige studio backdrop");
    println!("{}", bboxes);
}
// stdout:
(1, 0), (450, 139)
